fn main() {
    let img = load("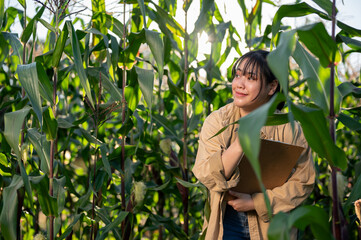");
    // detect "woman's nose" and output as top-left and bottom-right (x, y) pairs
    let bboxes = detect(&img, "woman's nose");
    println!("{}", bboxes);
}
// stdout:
(236, 76), (245, 88)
